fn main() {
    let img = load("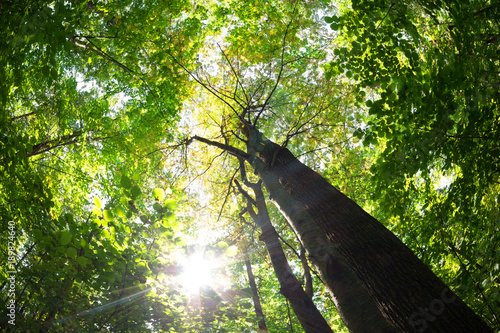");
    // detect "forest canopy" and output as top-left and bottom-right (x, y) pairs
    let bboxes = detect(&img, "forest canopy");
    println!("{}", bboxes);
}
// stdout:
(1, 0), (499, 332)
